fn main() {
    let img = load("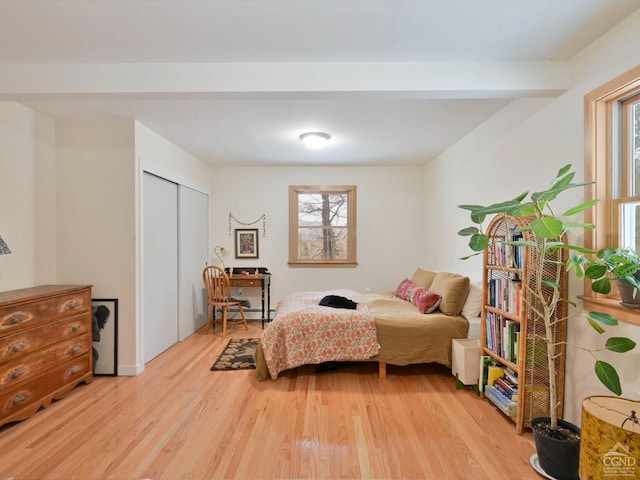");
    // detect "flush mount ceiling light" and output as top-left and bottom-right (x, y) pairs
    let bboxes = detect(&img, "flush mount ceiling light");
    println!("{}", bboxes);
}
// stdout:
(300, 132), (330, 149)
